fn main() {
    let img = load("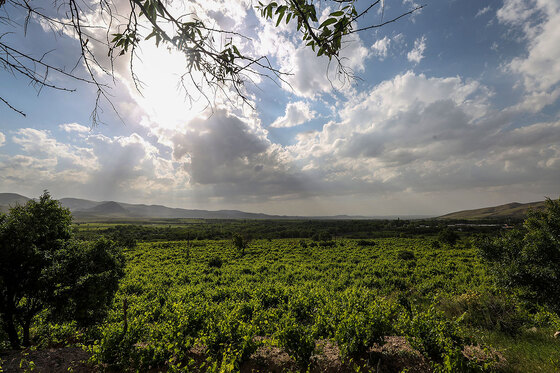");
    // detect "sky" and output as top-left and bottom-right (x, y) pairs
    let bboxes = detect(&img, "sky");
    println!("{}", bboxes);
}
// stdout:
(0, 0), (559, 216)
